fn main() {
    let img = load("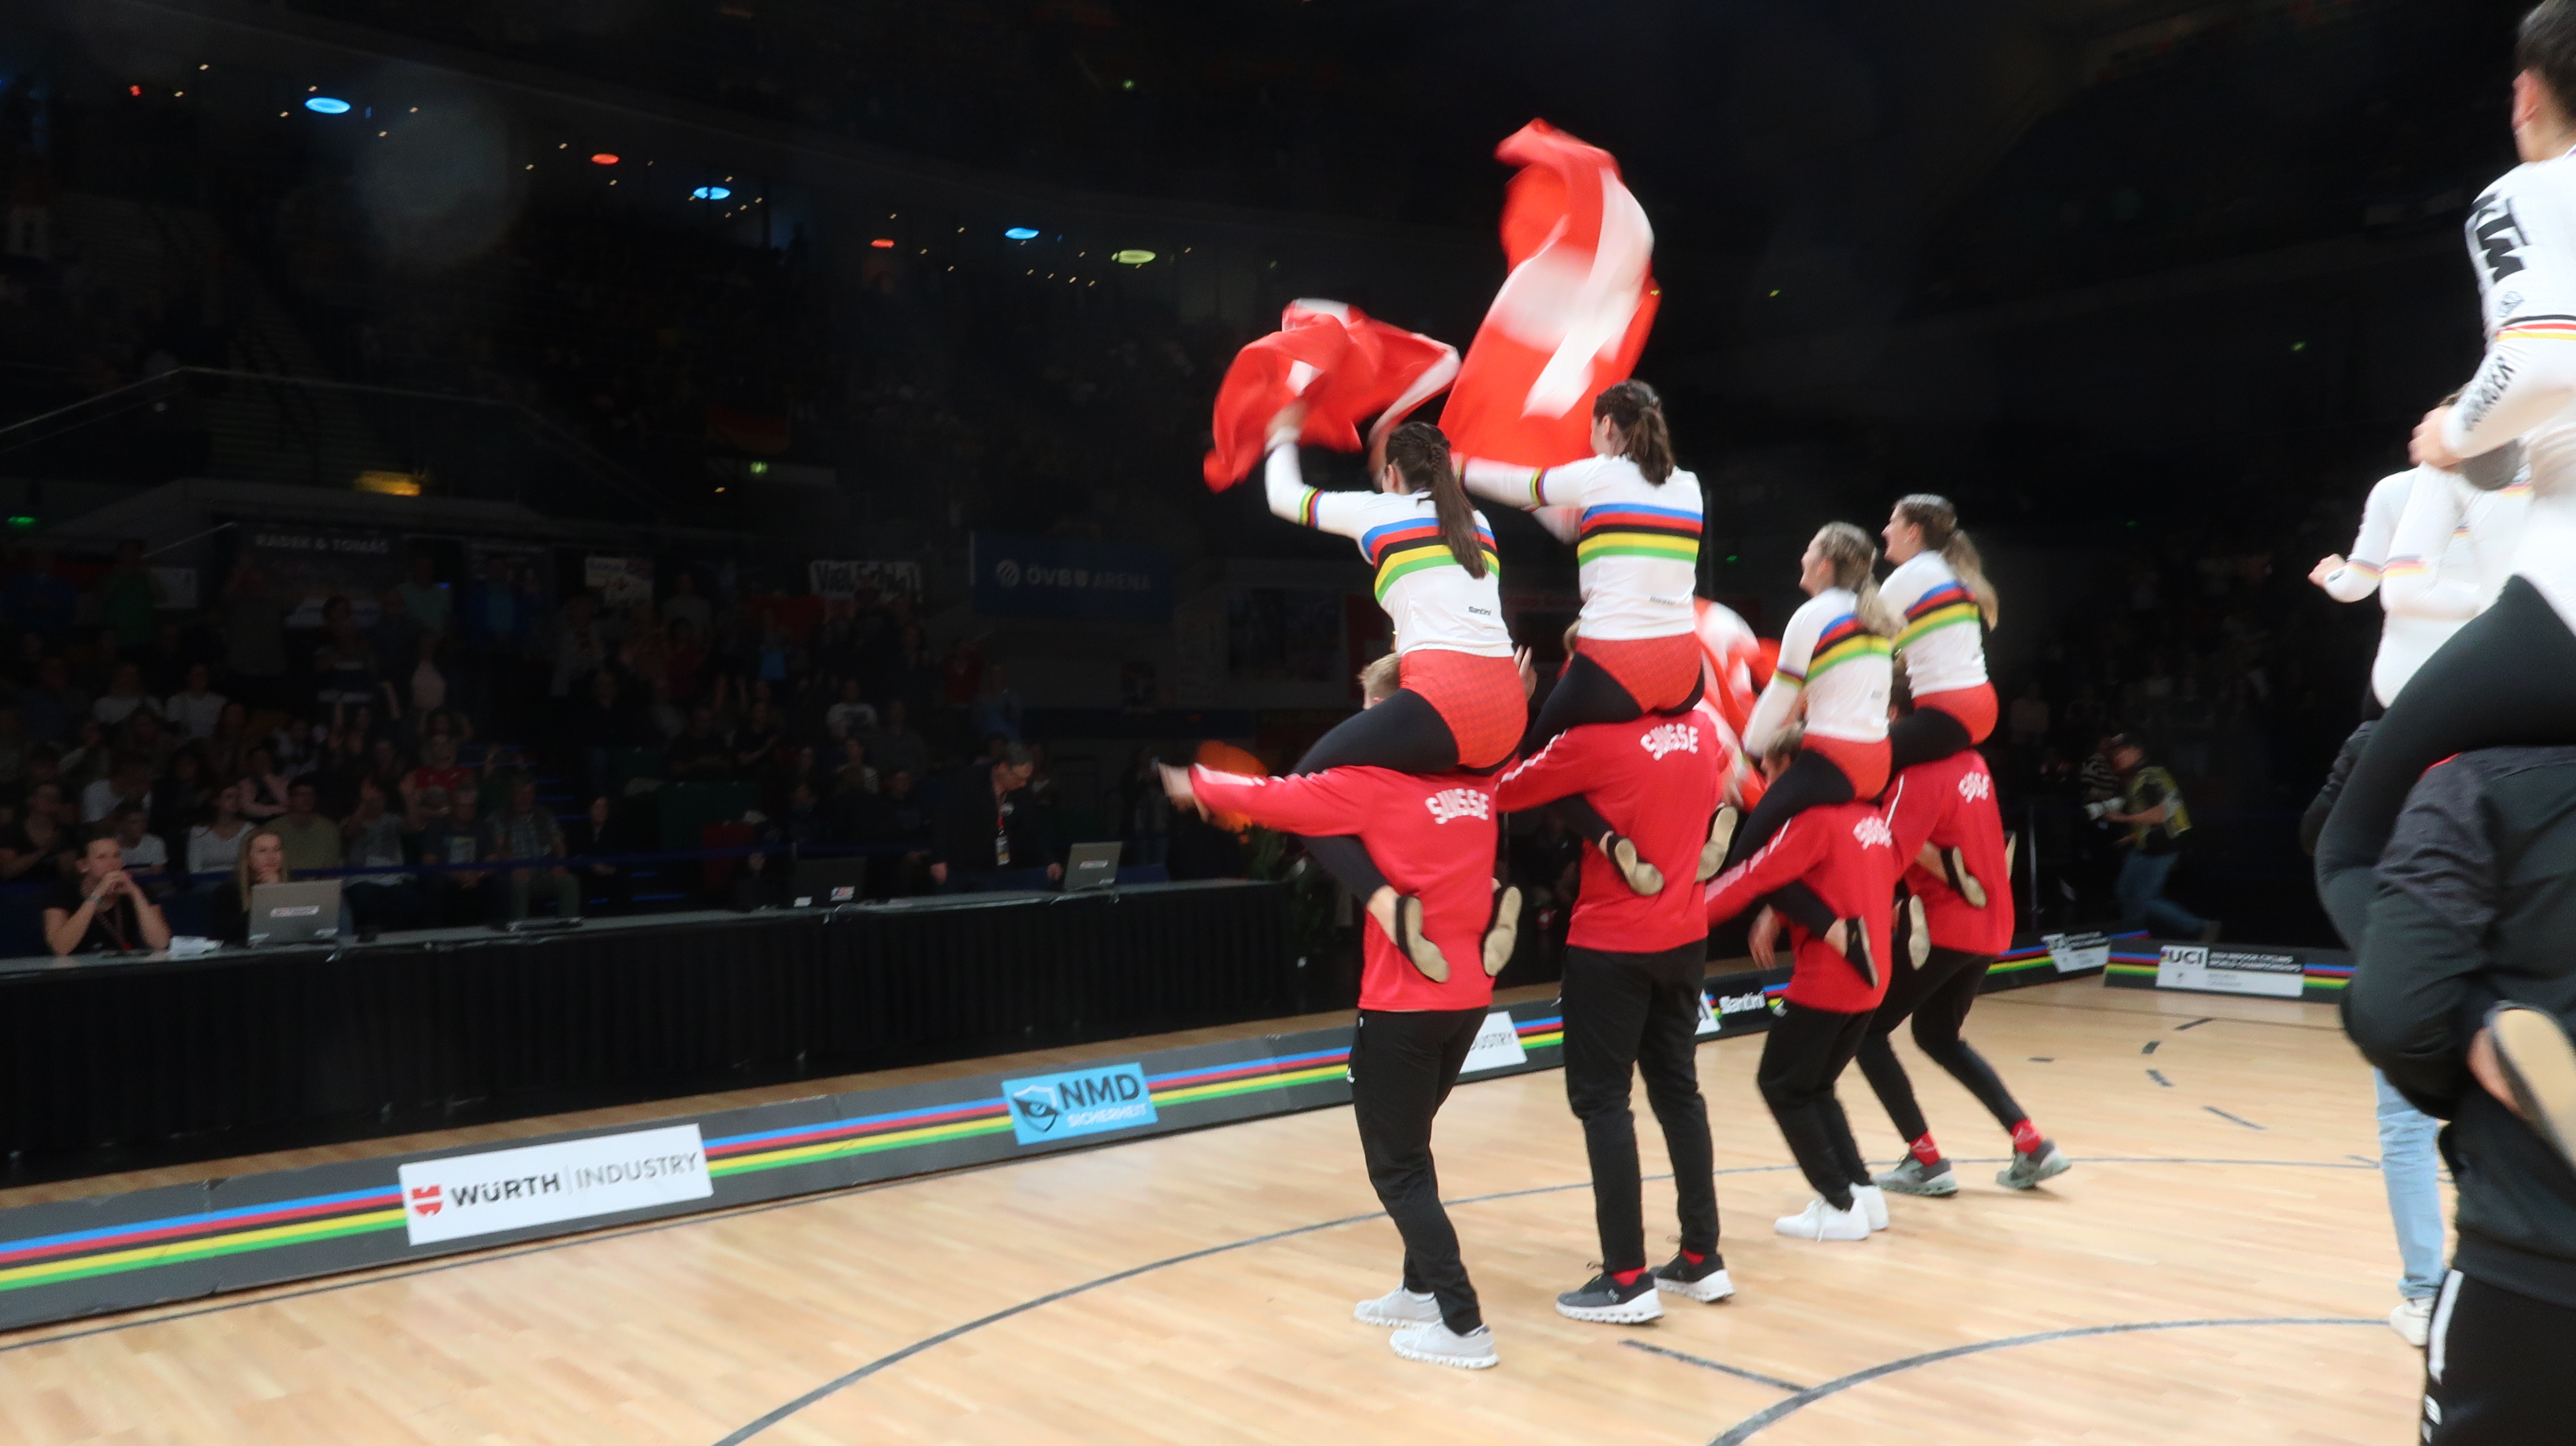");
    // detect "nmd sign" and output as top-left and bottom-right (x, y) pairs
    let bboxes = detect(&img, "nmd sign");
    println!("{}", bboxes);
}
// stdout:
(1001, 1063), (1157, 1145)
(2156, 944), (2305, 999)
(398, 1124), (711, 1246)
